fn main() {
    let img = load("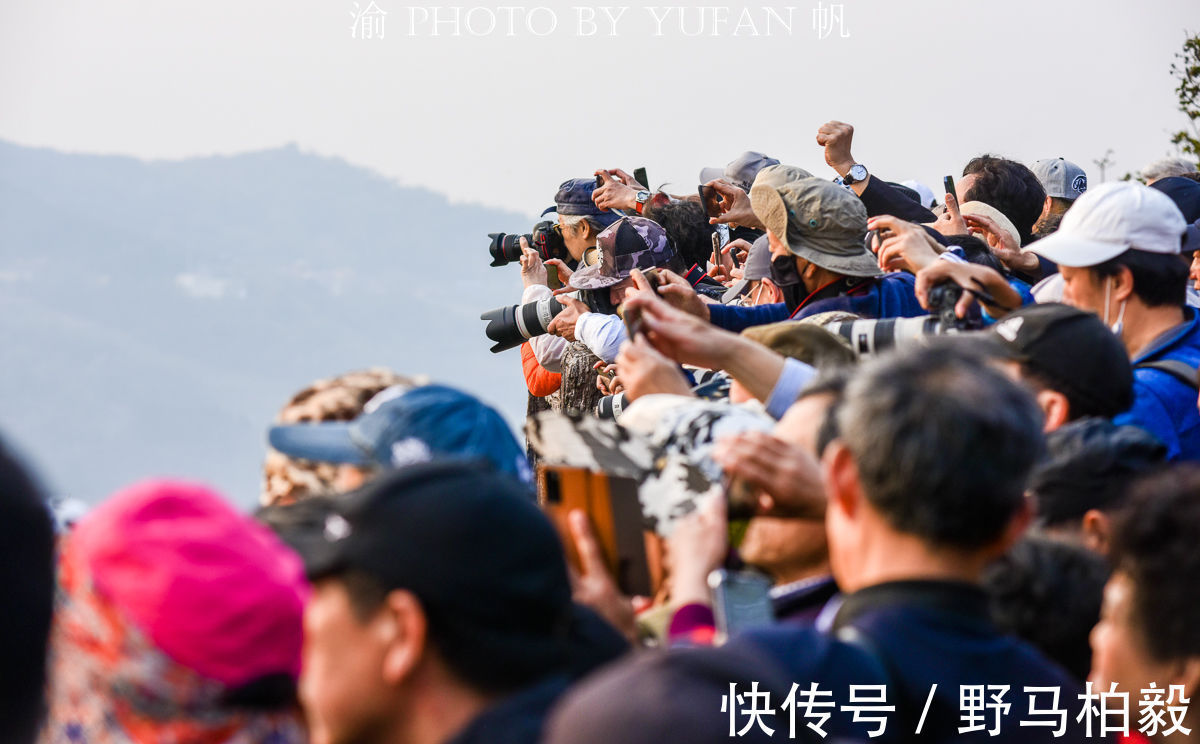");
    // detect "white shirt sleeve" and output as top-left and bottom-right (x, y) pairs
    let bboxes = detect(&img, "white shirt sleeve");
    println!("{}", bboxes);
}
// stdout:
(576, 313), (628, 364)
(521, 284), (566, 373)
